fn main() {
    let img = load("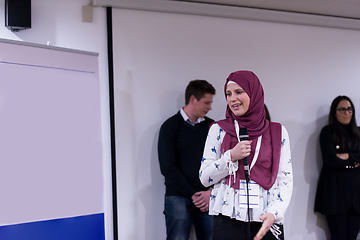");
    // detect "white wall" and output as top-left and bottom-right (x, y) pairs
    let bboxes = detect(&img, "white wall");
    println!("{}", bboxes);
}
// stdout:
(111, 8), (360, 240)
(1, 1), (360, 240)
(0, 0), (112, 239)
